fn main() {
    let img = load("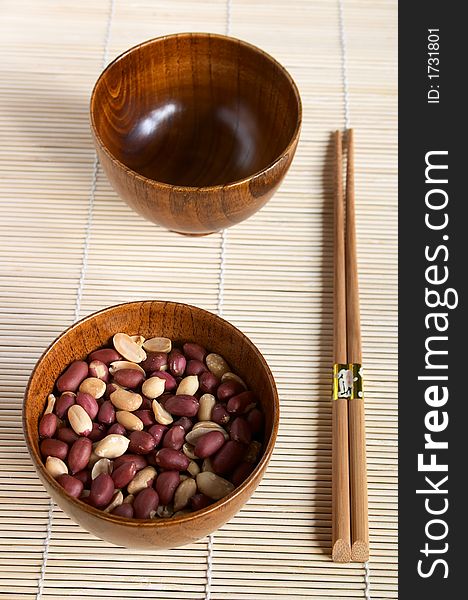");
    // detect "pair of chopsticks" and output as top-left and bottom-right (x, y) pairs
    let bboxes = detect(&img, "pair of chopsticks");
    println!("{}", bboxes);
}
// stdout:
(331, 129), (369, 563)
